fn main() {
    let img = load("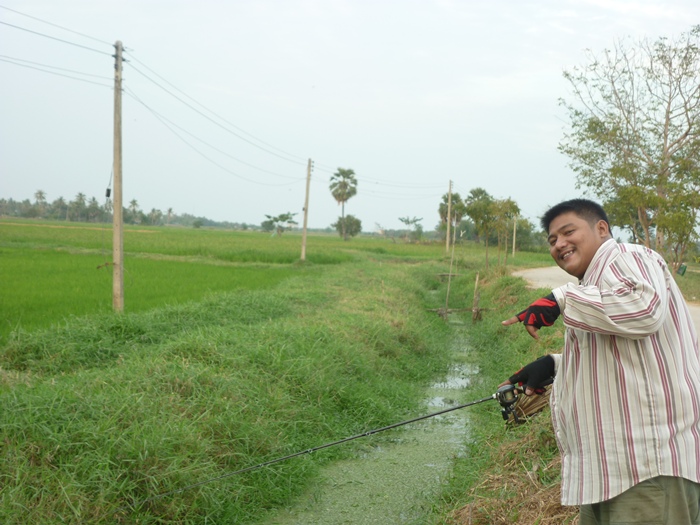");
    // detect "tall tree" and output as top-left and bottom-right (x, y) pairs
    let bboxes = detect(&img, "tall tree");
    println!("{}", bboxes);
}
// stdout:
(34, 190), (47, 218)
(398, 216), (423, 242)
(262, 212), (298, 236)
(70, 193), (87, 222)
(465, 188), (495, 268)
(87, 197), (102, 222)
(438, 193), (467, 243)
(492, 198), (520, 266)
(559, 26), (700, 268)
(331, 215), (362, 239)
(329, 168), (358, 241)
(128, 199), (140, 224)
